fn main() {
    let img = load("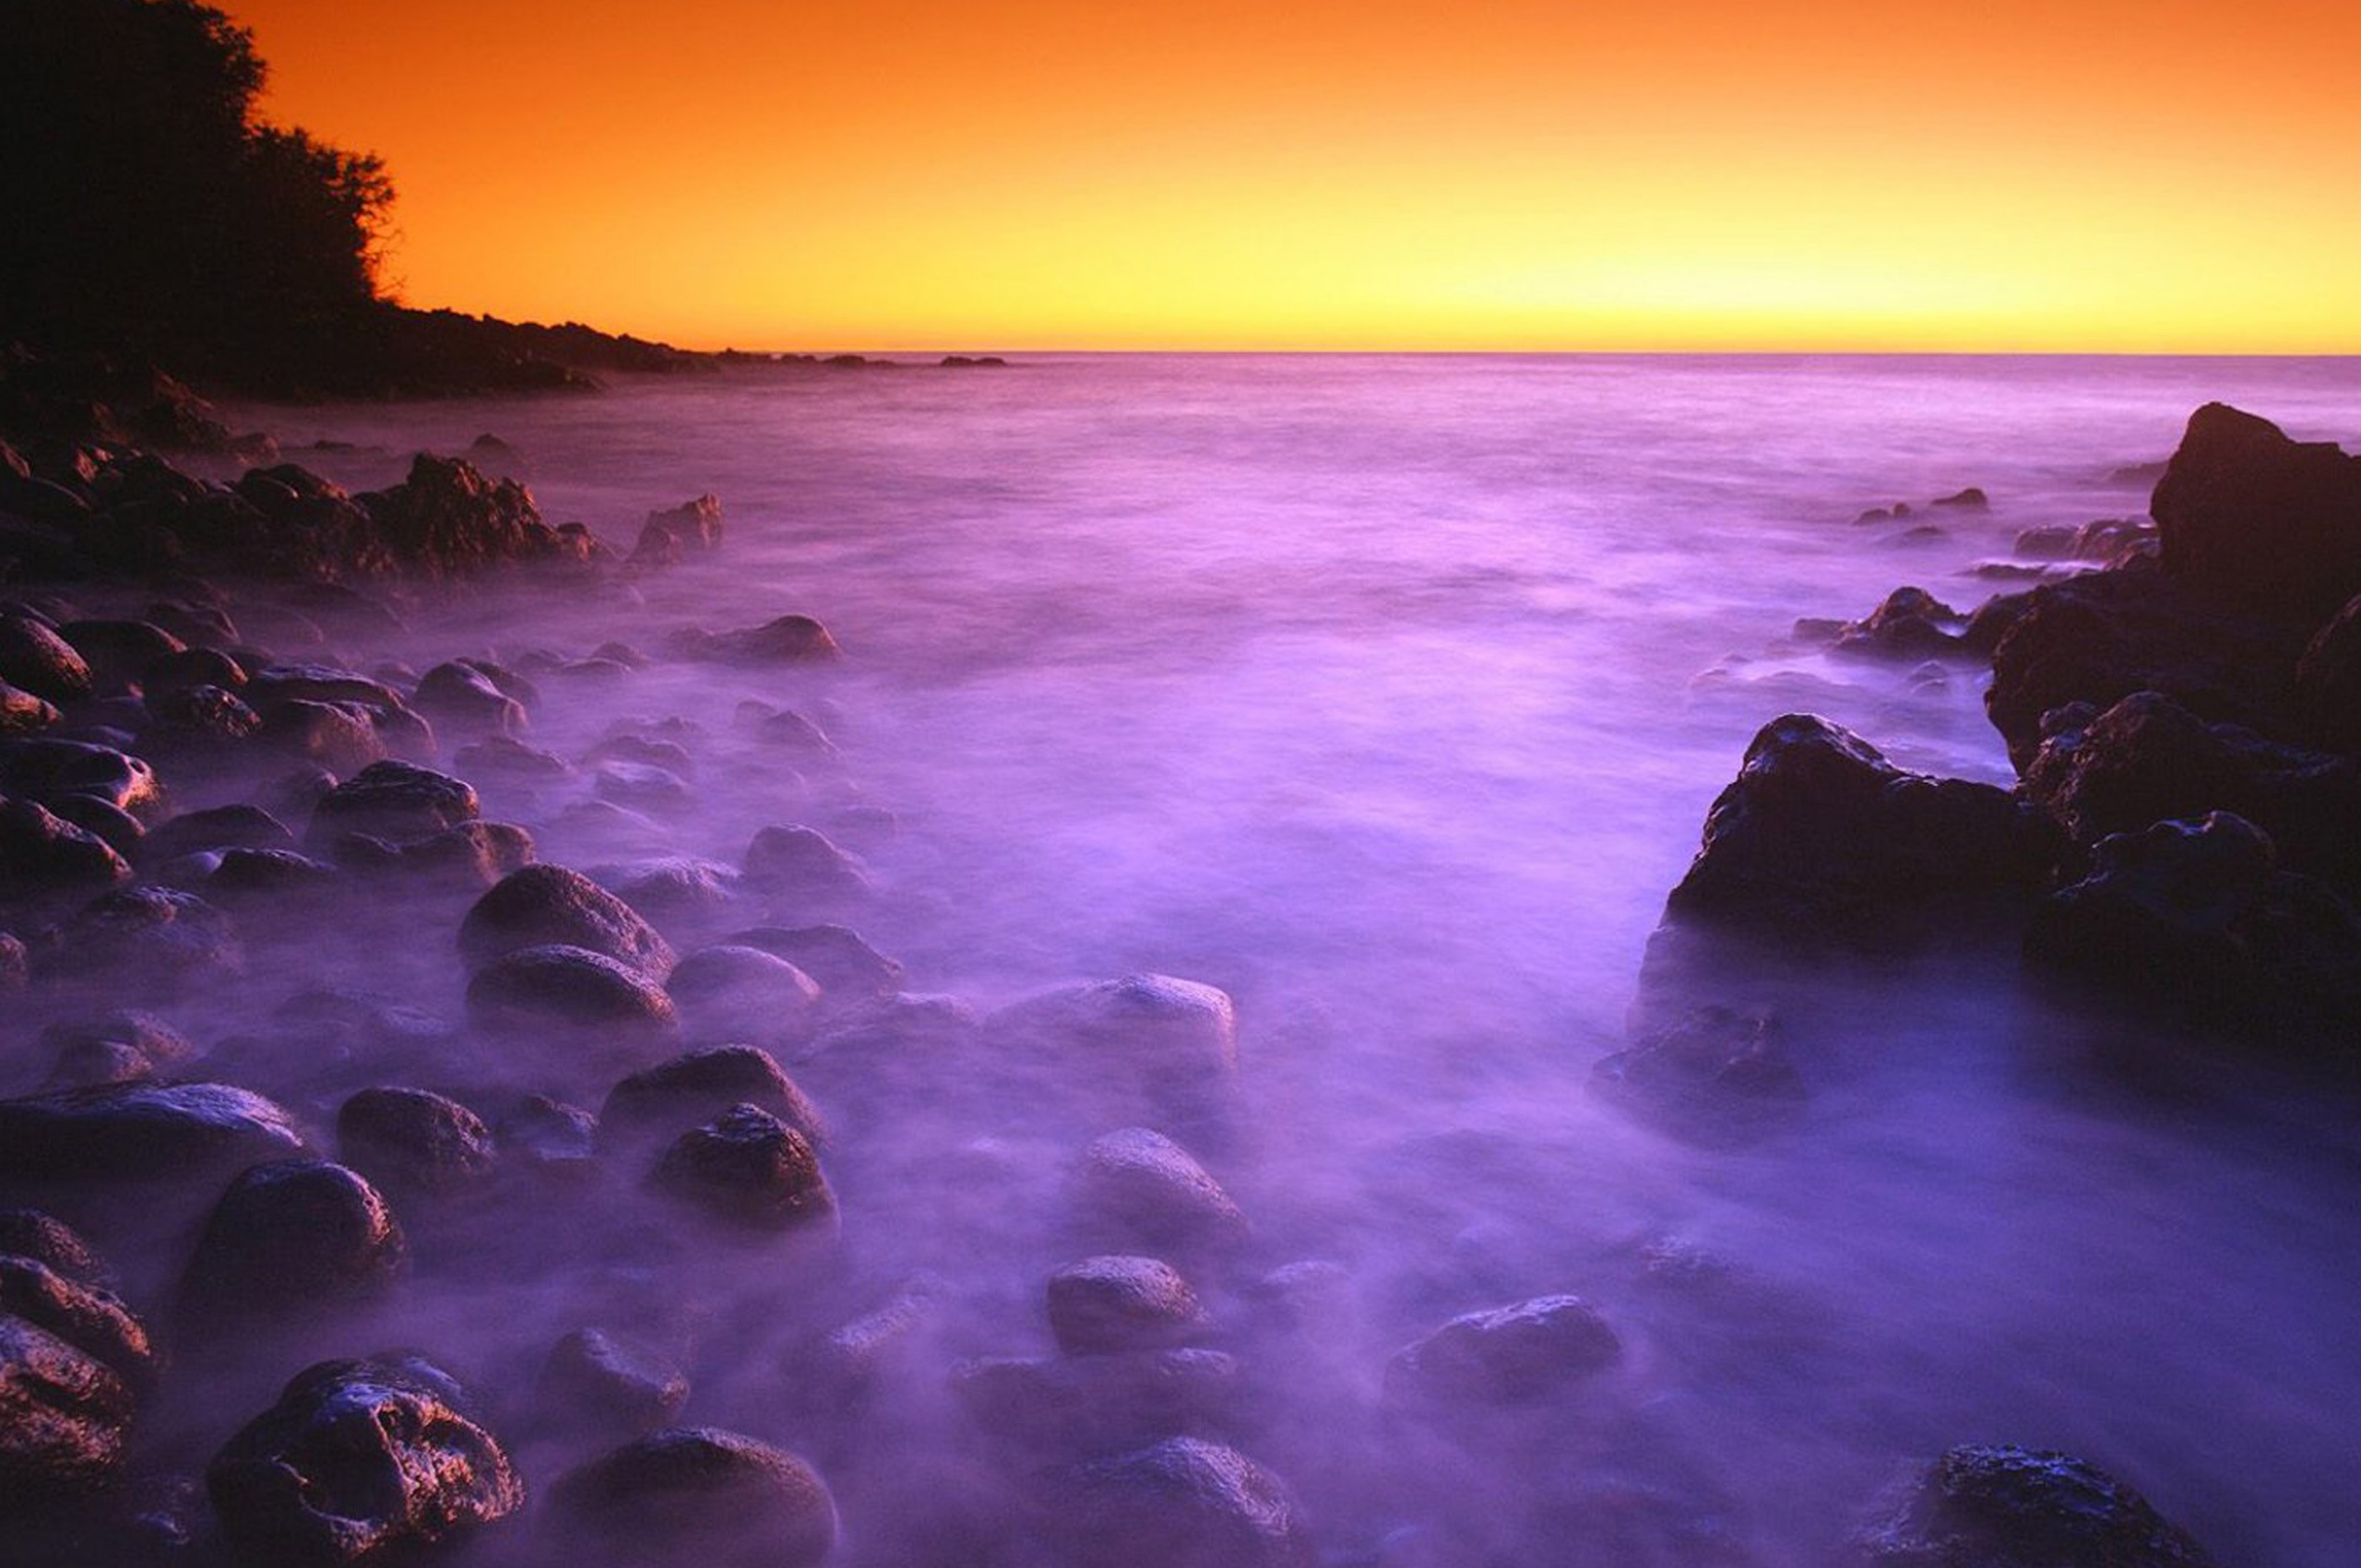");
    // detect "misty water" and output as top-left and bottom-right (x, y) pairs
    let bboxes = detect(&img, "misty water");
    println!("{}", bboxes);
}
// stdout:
(114, 354), (2361, 1564)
